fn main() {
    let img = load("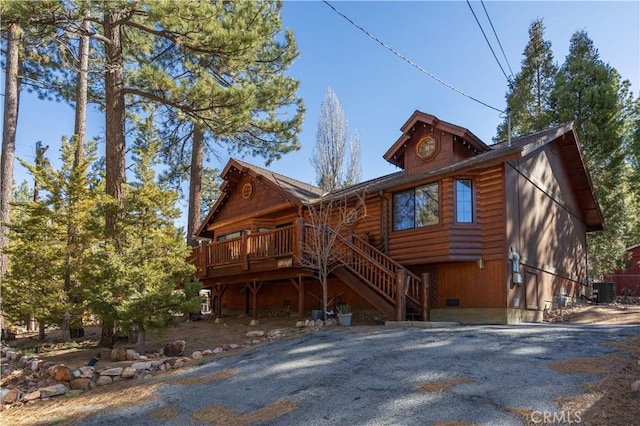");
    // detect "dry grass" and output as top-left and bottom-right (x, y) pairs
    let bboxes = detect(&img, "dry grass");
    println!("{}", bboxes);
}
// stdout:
(147, 405), (180, 421)
(166, 369), (238, 386)
(413, 377), (474, 393)
(536, 335), (640, 426)
(190, 398), (298, 426)
(548, 356), (615, 375)
(553, 336), (640, 426)
(0, 379), (163, 425)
